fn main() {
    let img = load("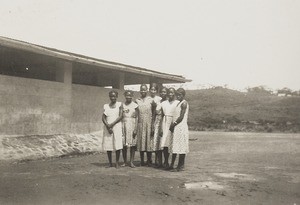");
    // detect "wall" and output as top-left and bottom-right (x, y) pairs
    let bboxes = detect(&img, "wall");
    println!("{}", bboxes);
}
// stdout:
(0, 74), (120, 136)
(71, 84), (113, 134)
(0, 75), (71, 135)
